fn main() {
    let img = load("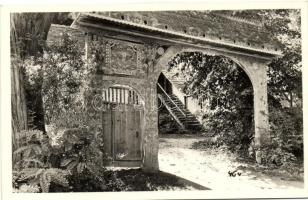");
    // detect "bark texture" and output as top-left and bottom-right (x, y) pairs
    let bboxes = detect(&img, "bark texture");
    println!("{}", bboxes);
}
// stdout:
(10, 13), (72, 149)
